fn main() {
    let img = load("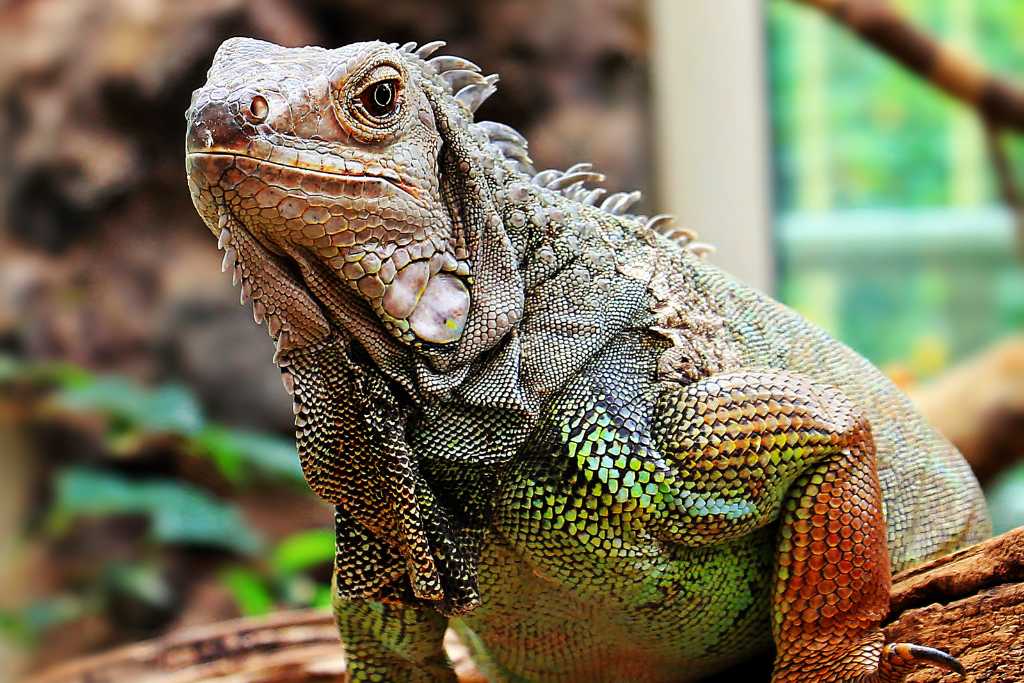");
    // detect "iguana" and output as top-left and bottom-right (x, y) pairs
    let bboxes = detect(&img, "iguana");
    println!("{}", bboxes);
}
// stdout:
(184, 38), (990, 683)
